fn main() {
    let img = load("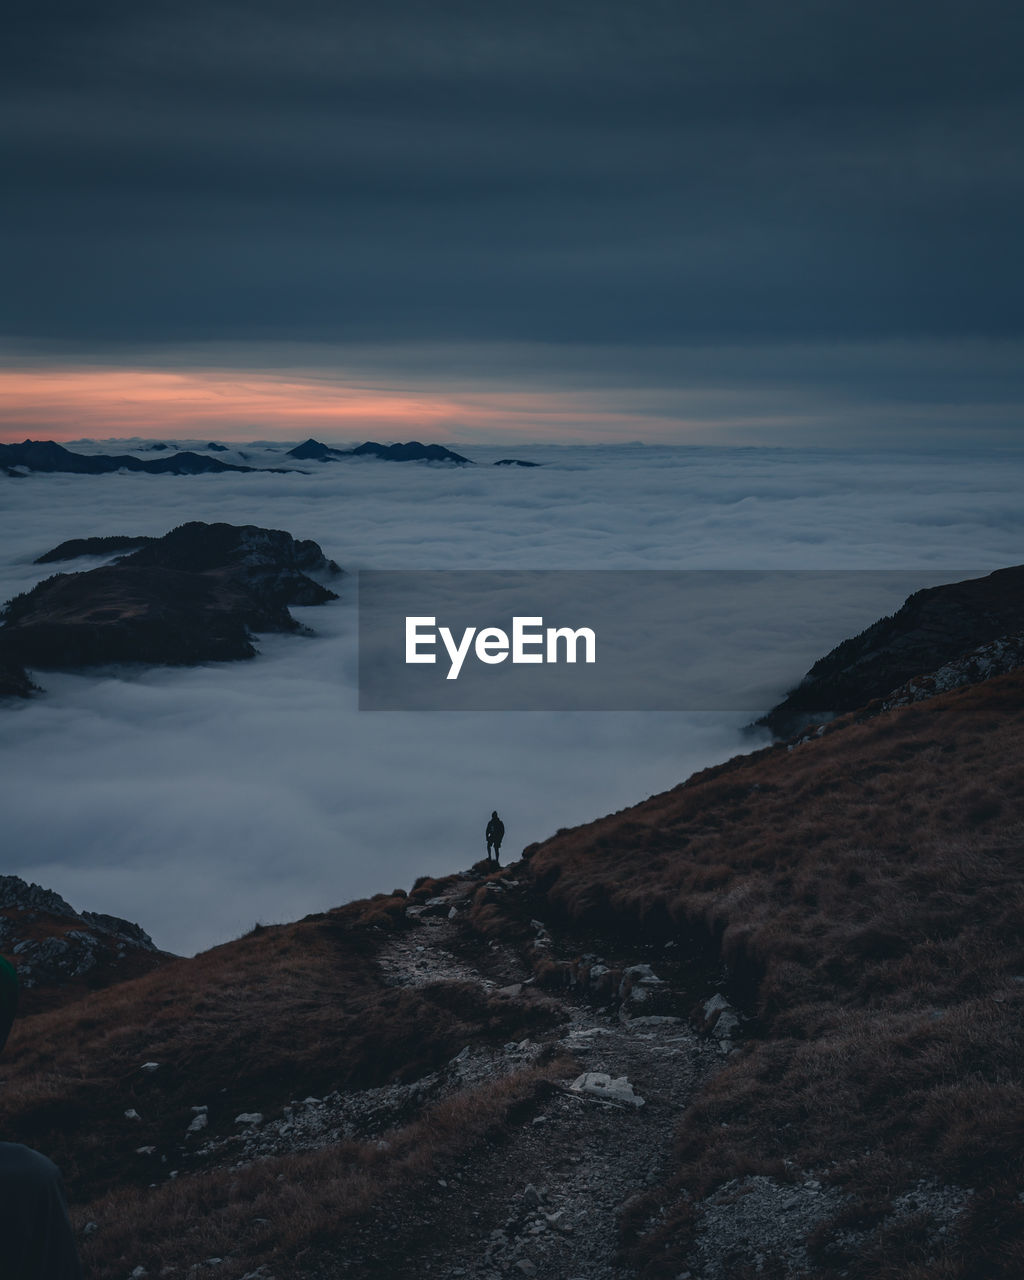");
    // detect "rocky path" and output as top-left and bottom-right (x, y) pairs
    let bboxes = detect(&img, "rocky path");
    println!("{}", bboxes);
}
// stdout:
(369, 873), (730, 1280)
